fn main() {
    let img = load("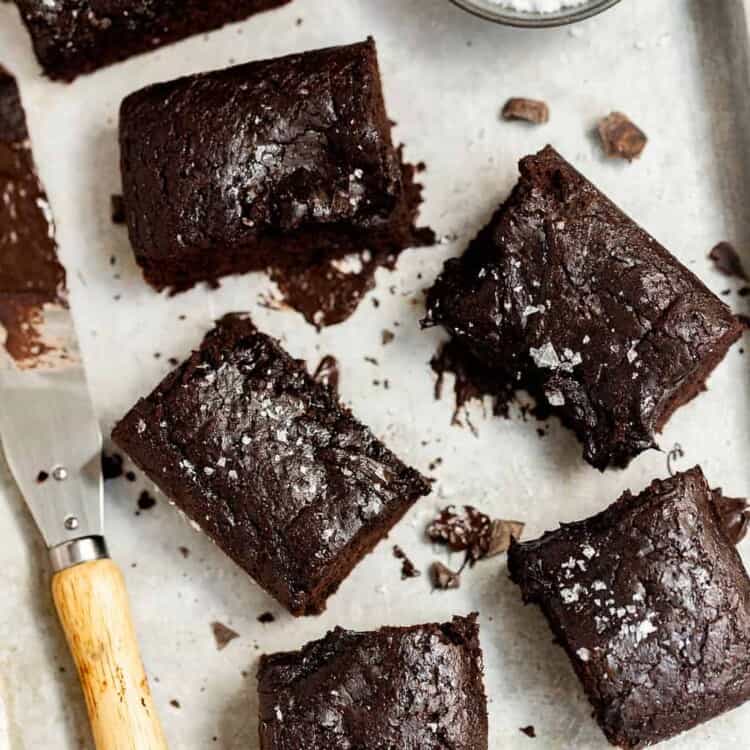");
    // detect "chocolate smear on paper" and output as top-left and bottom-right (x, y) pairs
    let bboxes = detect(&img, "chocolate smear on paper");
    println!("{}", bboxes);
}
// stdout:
(0, 68), (67, 368)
